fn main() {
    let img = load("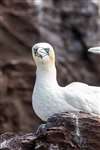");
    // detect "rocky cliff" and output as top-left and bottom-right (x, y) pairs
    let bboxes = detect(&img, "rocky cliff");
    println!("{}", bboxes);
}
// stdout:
(0, 112), (100, 150)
